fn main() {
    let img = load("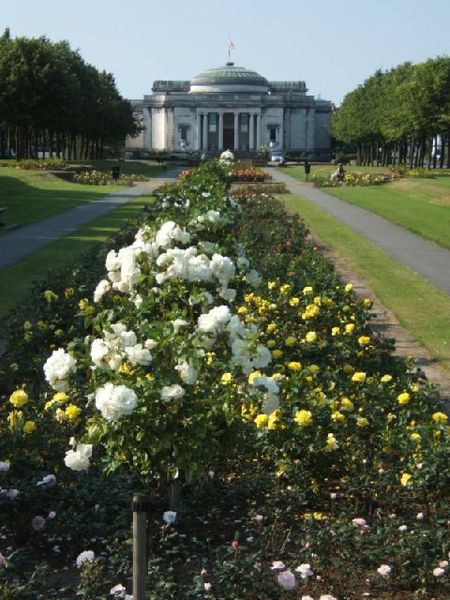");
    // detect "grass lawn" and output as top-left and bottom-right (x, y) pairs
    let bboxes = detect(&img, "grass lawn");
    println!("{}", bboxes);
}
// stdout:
(281, 192), (450, 372)
(0, 195), (152, 319)
(286, 166), (450, 249)
(0, 161), (161, 230)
